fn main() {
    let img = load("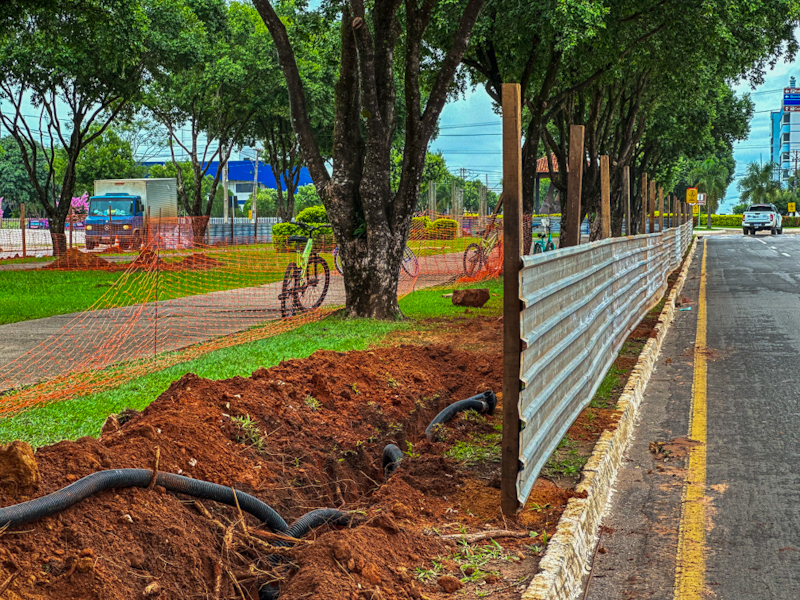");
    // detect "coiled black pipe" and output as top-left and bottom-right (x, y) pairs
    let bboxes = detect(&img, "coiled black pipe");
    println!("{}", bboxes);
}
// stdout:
(0, 469), (288, 532)
(286, 508), (354, 539)
(424, 390), (498, 440)
(382, 444), (403, 478)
